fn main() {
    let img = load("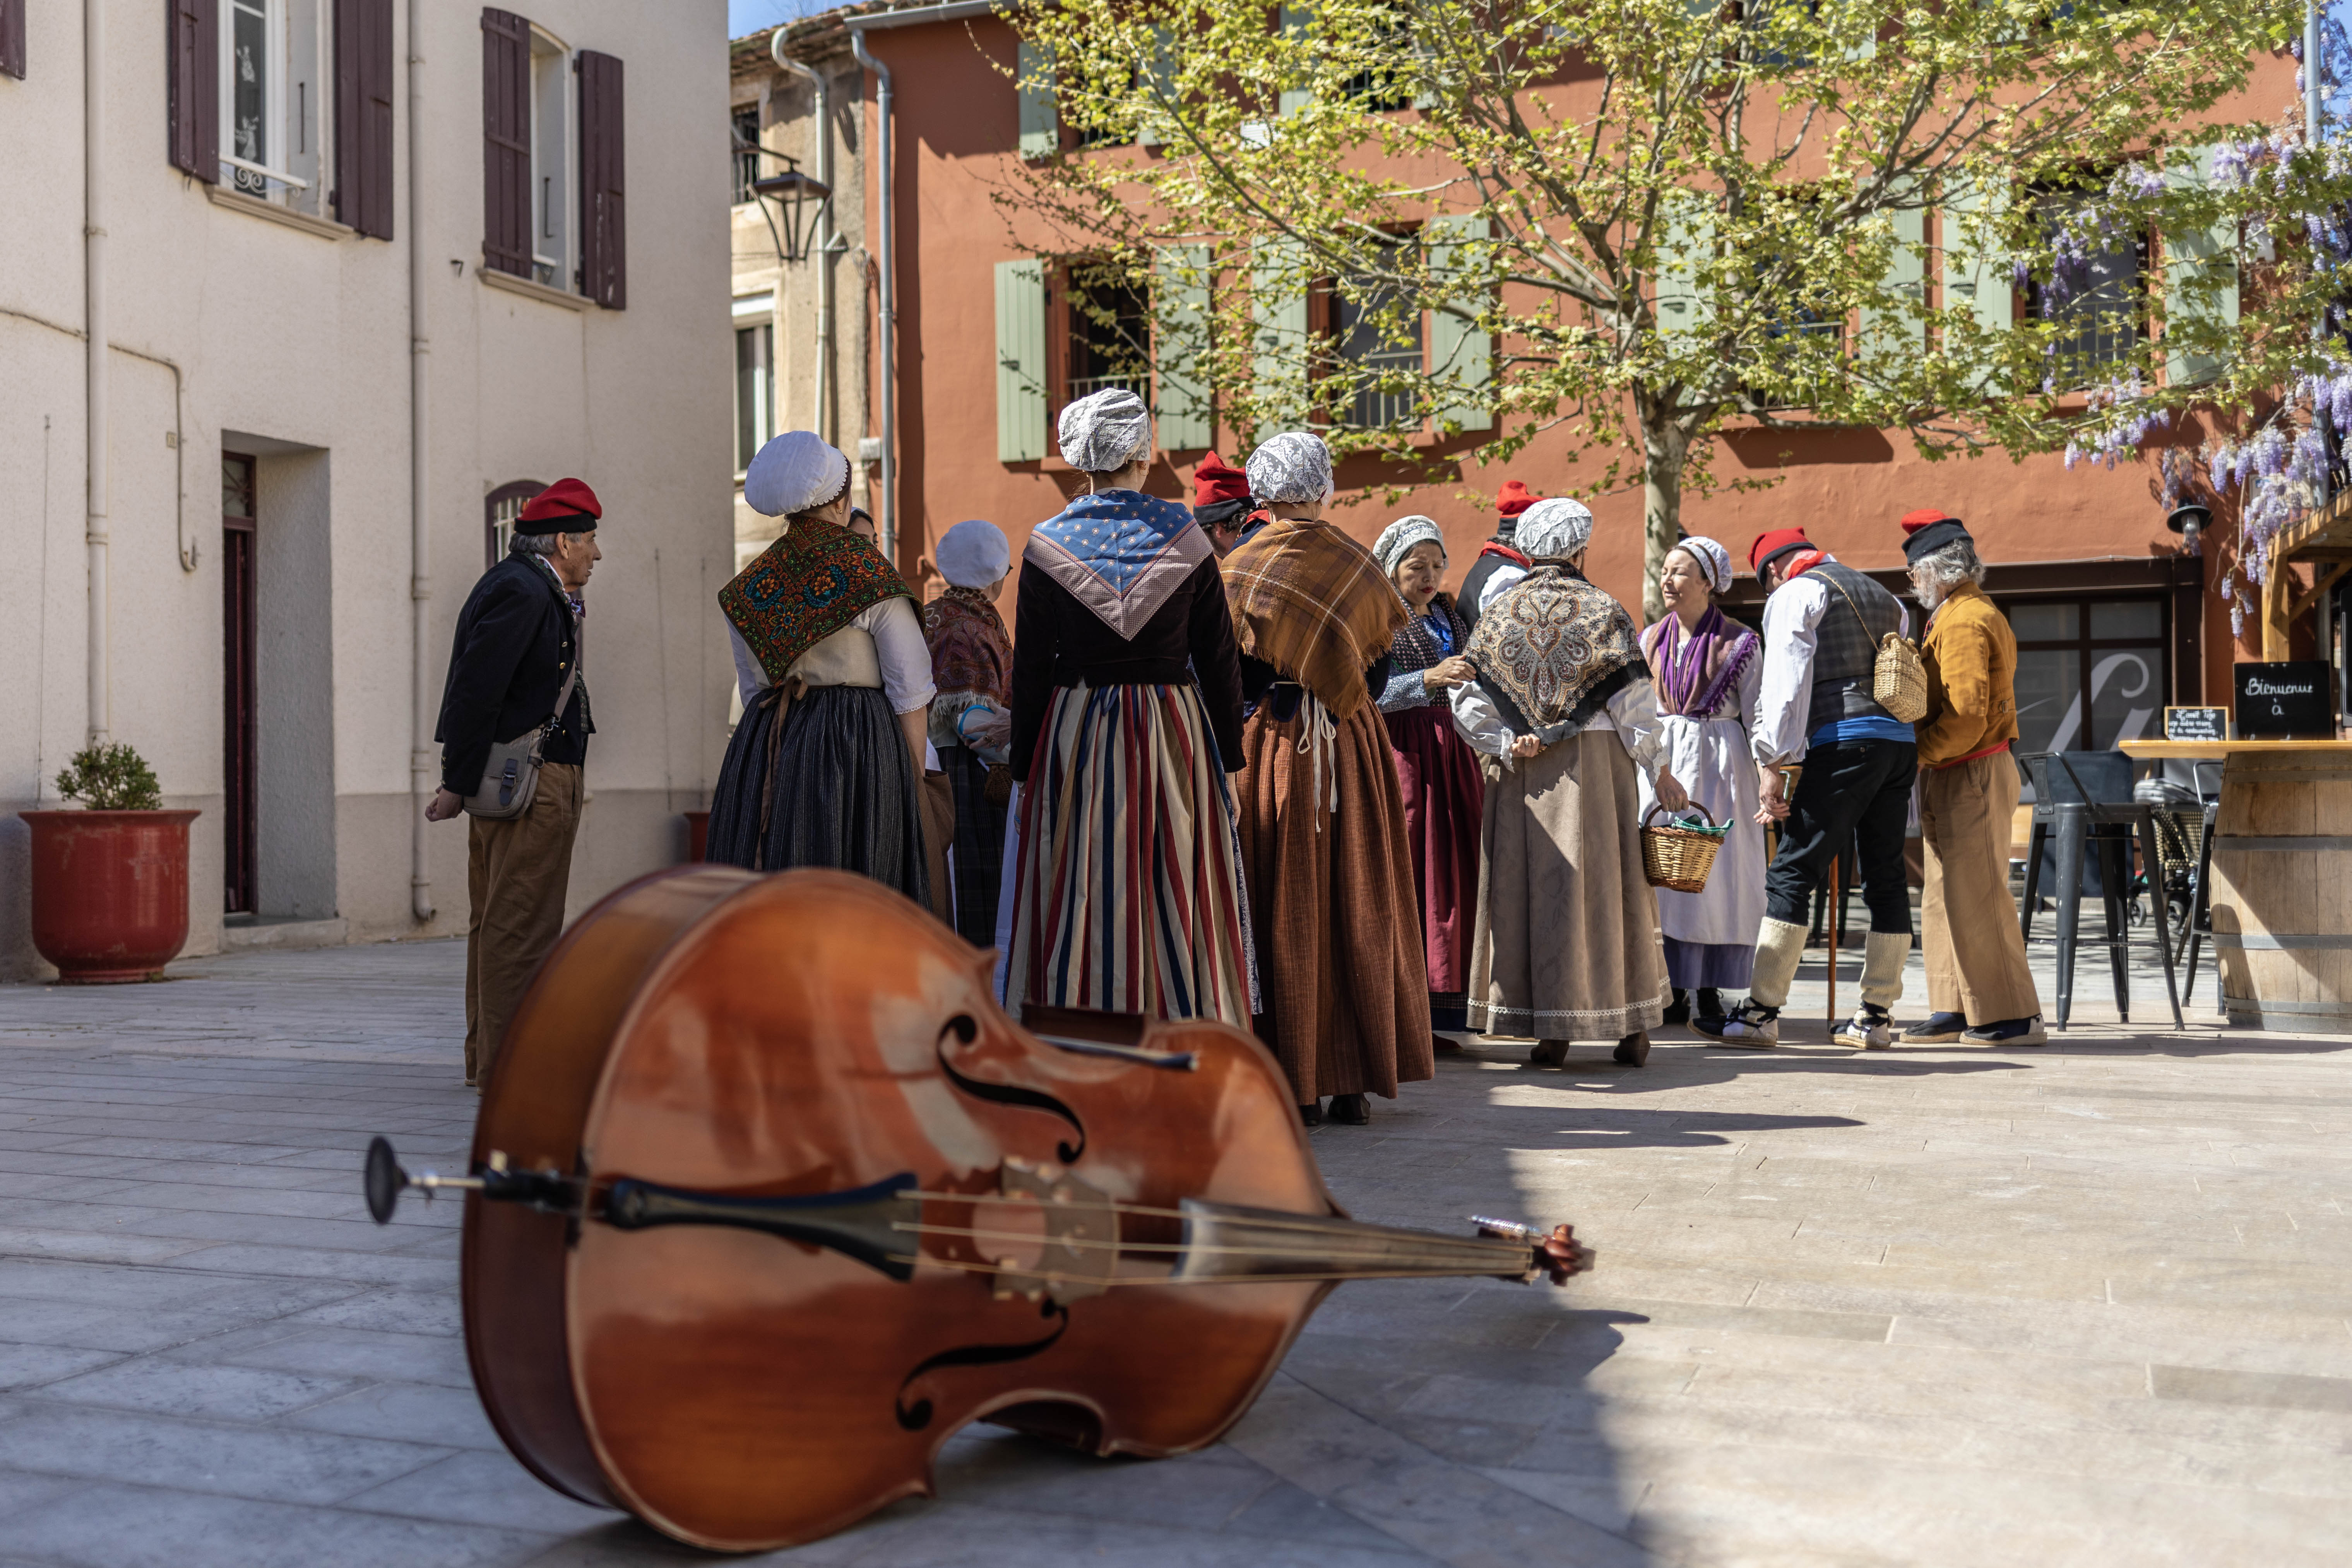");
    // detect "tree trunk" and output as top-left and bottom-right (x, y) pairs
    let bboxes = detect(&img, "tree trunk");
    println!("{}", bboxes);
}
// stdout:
(1640, 413), (1688, 627)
